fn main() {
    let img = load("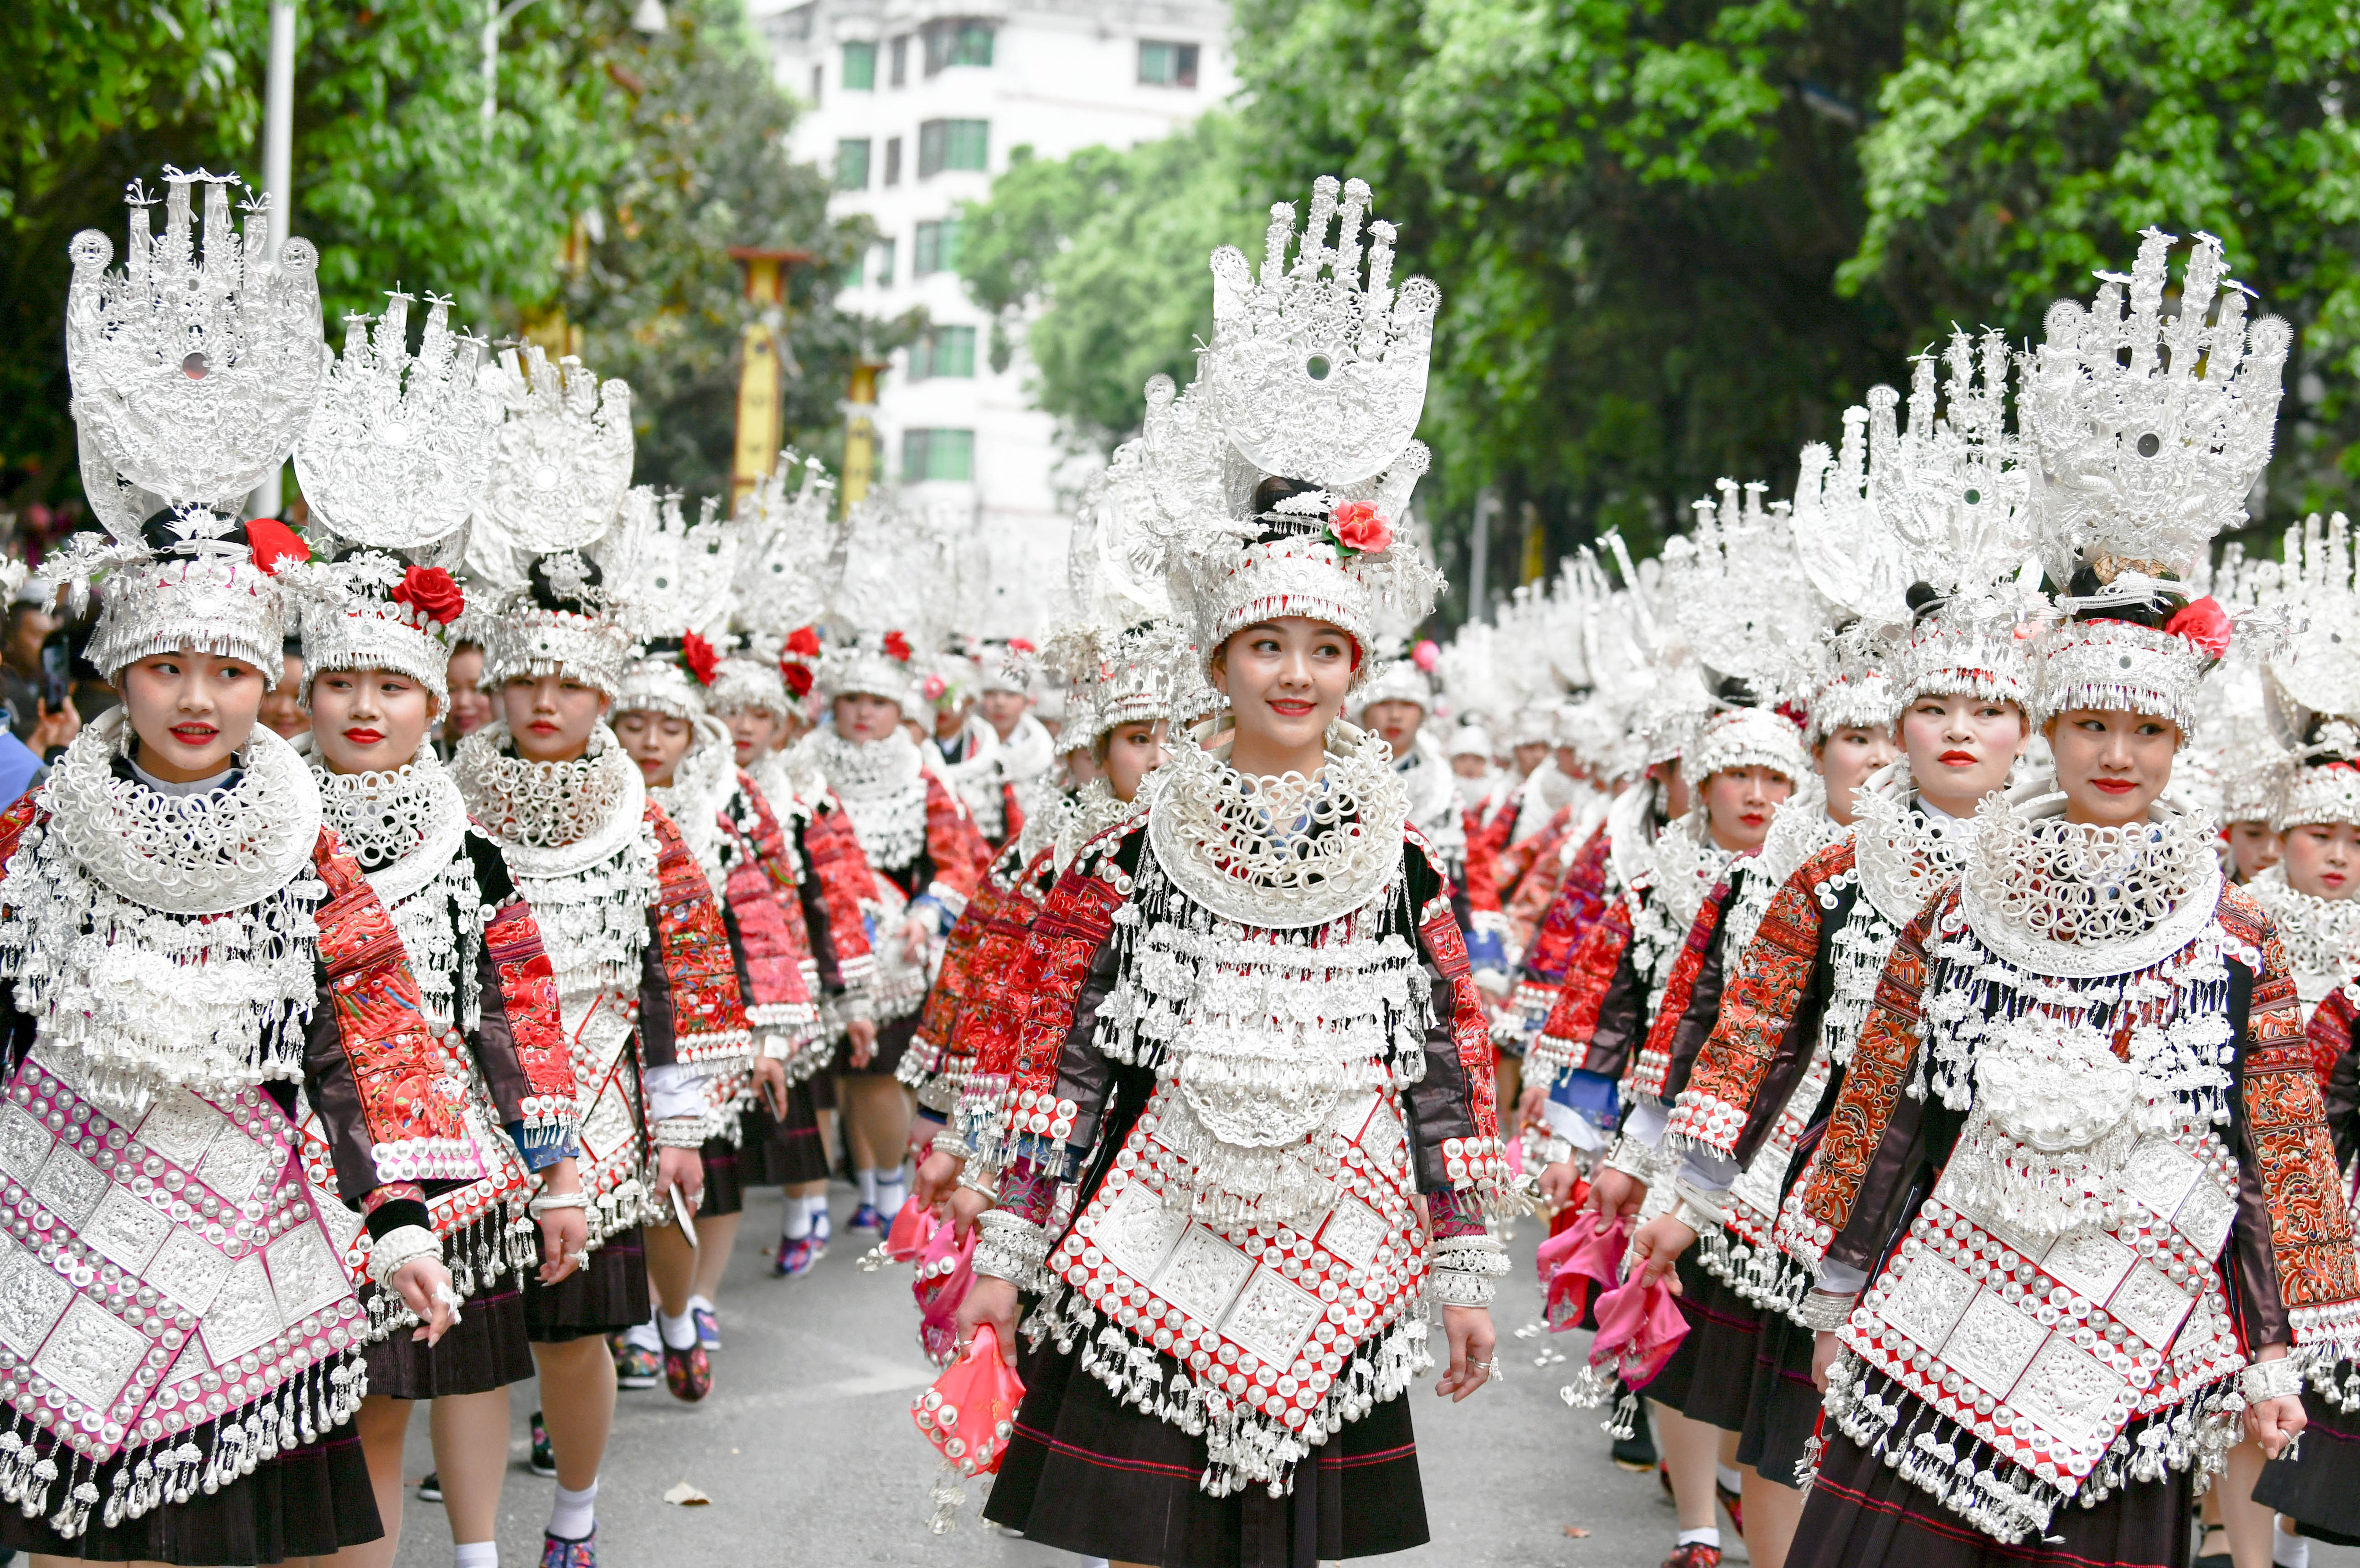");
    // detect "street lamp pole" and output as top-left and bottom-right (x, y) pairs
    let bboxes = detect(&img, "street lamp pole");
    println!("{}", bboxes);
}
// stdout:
(248, 0), (297, 520)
